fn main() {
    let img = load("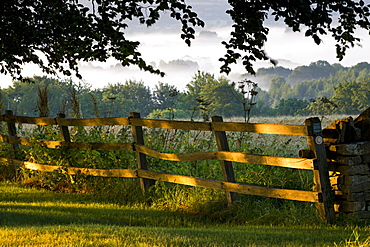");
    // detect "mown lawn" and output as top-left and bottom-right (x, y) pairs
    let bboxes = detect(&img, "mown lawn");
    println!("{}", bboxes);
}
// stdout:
(0, 182), (369, 247)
